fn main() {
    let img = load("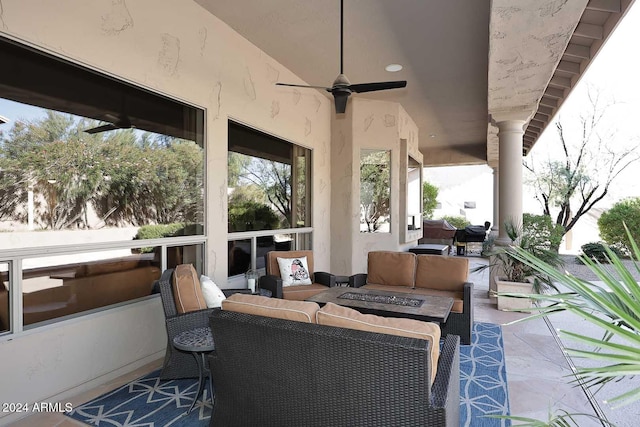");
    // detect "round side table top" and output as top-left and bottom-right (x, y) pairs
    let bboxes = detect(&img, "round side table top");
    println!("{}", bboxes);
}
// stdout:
(173, 327), (215, 352)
